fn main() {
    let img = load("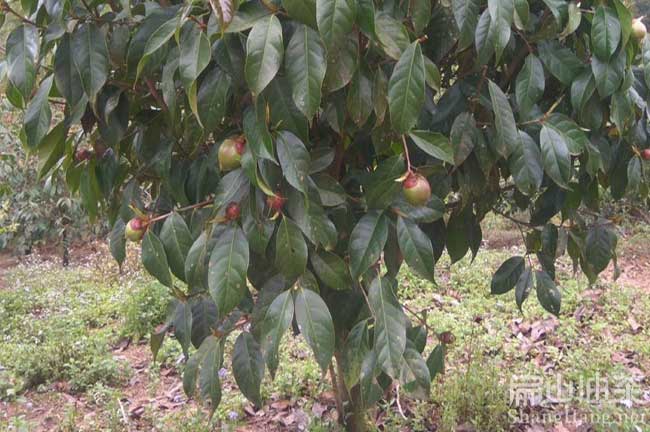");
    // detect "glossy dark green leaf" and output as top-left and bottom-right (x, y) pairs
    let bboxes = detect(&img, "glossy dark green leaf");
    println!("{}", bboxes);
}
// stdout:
(348, 210), (389, 279)
(585, 224), (616, 274)
(488, 0), (514, 61)
(142, 230), (173, 288)
(409, 131), (454, 165)
(452, 0), (480, 49)
(400, 347), (430, 398)
(591, 49), (625, 98)
(396, 216), (435, 282)
(322, 32), (358, 92)
(72, 23), (109, 100)
(282, 0), (317, 28)
(491, 256), (525, 294)
(275, 216), (308, 279)
(515, 55), (544, 117)
(449, 112), (479, 166)
(23, 76), (53, 149)
(509, 131), (543, 196)
(347, 65), (374, 127)
(197, 68), (231, 130)
(375, 13), (410, 60)
(369, 276), (406, 378)
(198, 335), (222, 413)
(591, 6), (620, 61)
(160, 212), (193, 282)
(285, 24), (327, 120)
(342, 320), (369, 389)
(208, 225), (249, 317)
(538, 41), (583, 86)
(245, 15), (284, 95)
(540, 124), (571, 188)
(488, 80), (520, 158)
(388, 42), (426, 134)
(294, 288), (335, 371)
(317, 0), (356, 51)
(426, 344), (445, 379)
(109, 219), (126, 267)
(535, 270), (561, 316)
(310, 249), (353, 290)
(6, 25), (38, 102)
(259, 290), (294, 377)
(232, 332), (264, 407)
(276, 131), (311, 194)
(54, 34), (84, 107)
(515, 267), (534, 311)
